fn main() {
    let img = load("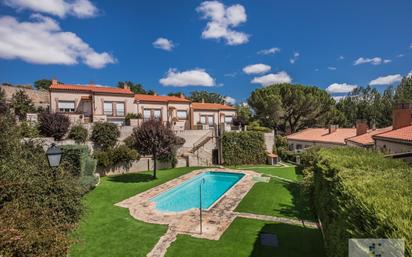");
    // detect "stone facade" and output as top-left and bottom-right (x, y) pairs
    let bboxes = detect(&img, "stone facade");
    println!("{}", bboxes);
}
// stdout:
(0, 84), (50, 109)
